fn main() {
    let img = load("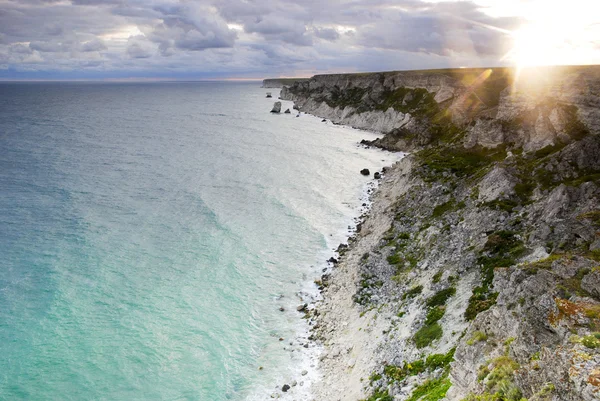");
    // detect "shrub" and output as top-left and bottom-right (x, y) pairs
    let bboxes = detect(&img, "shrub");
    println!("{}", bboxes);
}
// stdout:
(426, 287), (456, 308)
(414, 323), (443, 348)
(403, 285), (424, 300)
